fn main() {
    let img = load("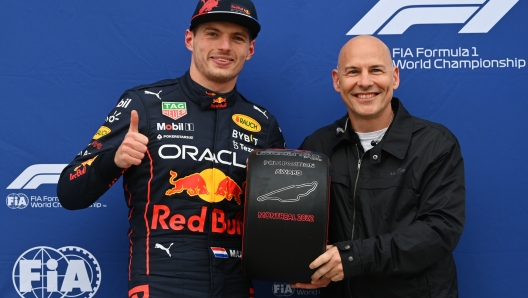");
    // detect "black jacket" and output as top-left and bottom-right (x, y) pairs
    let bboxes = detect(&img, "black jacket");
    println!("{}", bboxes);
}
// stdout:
(57, 71), (285, 297)
(299, 98), (465, 298)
